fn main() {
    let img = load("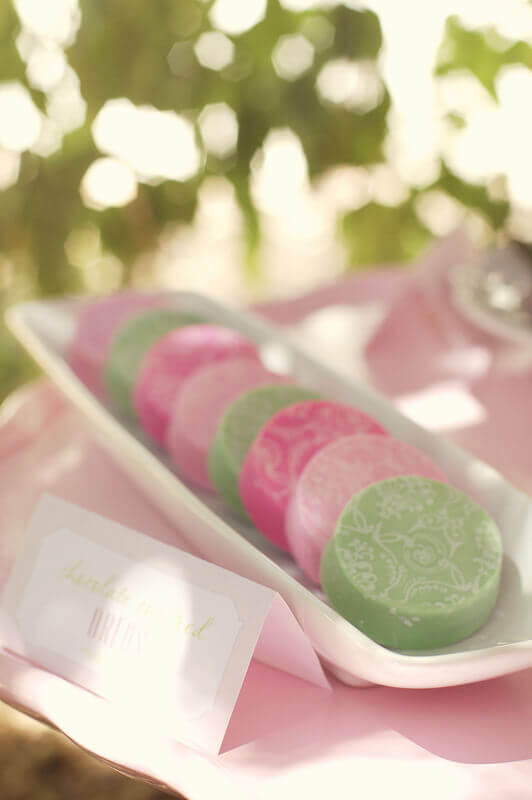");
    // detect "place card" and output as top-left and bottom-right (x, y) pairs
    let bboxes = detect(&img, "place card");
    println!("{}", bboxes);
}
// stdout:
(0, 495), (329, 754)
